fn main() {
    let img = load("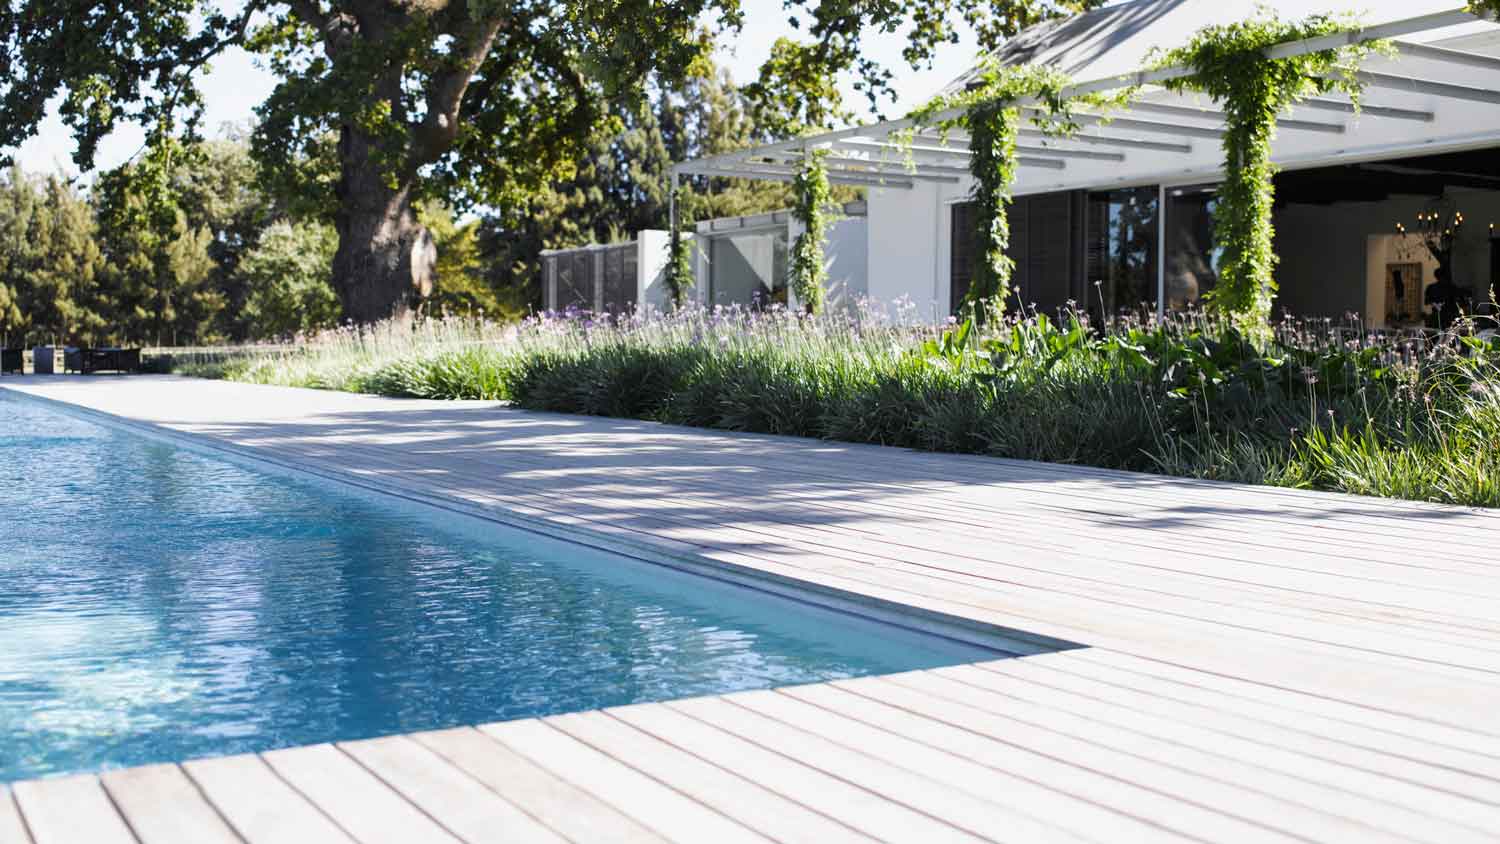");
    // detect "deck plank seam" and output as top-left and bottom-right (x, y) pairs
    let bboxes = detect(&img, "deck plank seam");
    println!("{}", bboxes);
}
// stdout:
(239, 433), (1500, 633)
(329, 741), (483, 844)
(762, 686), (1170, 844)
(1065, 650), (1500, 767)
(662, 697), (1013, 844)
(469, 720), (726, 844)
(955, 661), (1500, 837)
(996, 659), (1500, 803)
(213, 433), (1500, 682)
(850, 675), (1338, 844)
(5, 788), (36, 844)
(592, 708), (894, 843)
